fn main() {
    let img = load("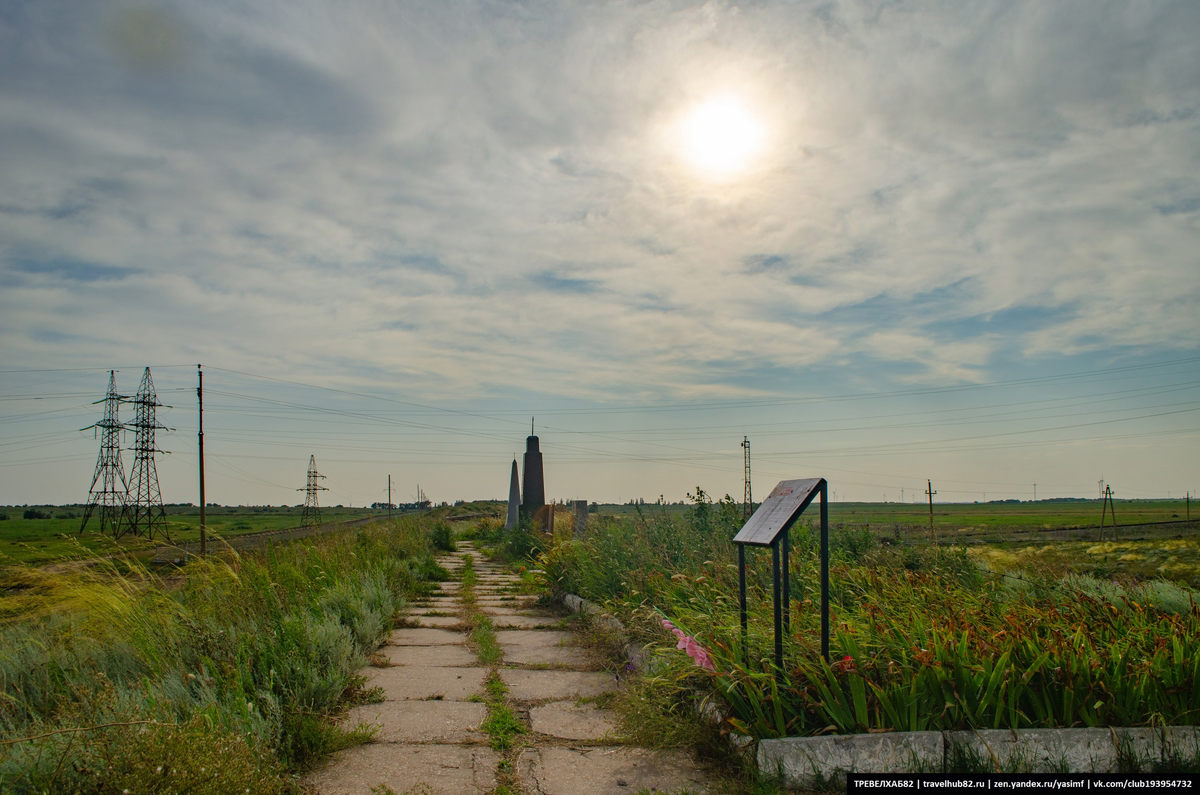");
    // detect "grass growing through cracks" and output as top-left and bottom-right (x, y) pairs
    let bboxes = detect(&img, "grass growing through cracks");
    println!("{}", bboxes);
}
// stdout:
(0, 516), (450, 793)
(458, 550), (527, 761)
